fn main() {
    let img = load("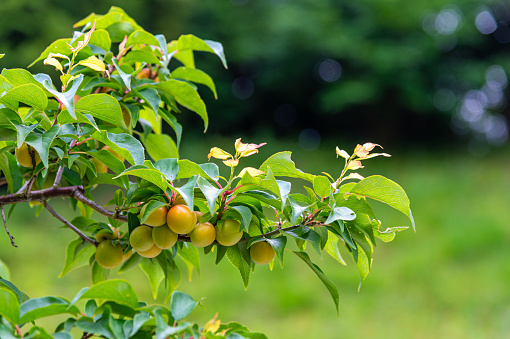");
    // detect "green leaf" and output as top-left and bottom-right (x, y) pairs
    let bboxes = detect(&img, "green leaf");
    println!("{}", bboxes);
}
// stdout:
(0, 287), (20, 324)
(325, 207), (356, 224)
(140, 259), (164, 299)
(29, 39), (72, 67)
(115, 165), (168, 191)
(0, 84), (48, 111)
(259, 152), (316, 183)
(130, 312), (152, 337)
(178, 242), (200, 278)
(80, 279), (138, 308)
(35, 73), (83, 119)
(91, 131), (145, 165)
(176, 160), (215, 181)
(137, 88), (161, 117)
(375, 226), (408, 242)
(154, 158), (179, 182)
(292, 251), (339, 315)
(313, 175), (332, 198)
(126, 30), (160, 47)
(19, 297), (79, 323)
(174, 35), (228, 69)
(76, 94), (128, 131)
(325, 232), (346, 265)
(266, 237), (287, 268)
(175, 175), (198, 211)
(59, 238), (96, 278)
(0, 153), (22, 193)
(91, 261), (110, 285)
(143, 133), (178, 161)
(171, 67), (217, 99)
(154, 79), (208, 131)
(349, 175), (415, 230)
(23, 124), (59, 167)
(123, 50), (161, 65)
(226, 244), (251, 289)
(197, 176), (222, 215)
(170, 291), (198, 321)
(230, 205), (252, 233)
(0, 259), (10, 280)
(89, 29), (112, 52)
(2, 68), (44, 88)
(112, 58), (133, 91)
(288, 196), (310, 225)
(276, 180), (291, 212)
(87, 149), (126, 175)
